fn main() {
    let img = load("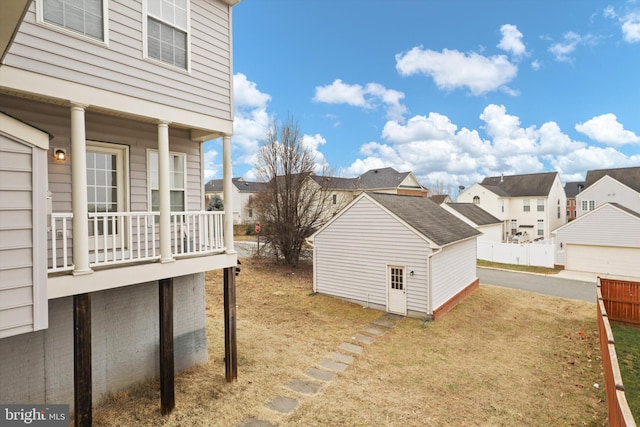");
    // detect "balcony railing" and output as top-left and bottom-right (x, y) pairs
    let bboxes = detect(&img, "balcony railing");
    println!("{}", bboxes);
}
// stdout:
(48, 211), (225, 273)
